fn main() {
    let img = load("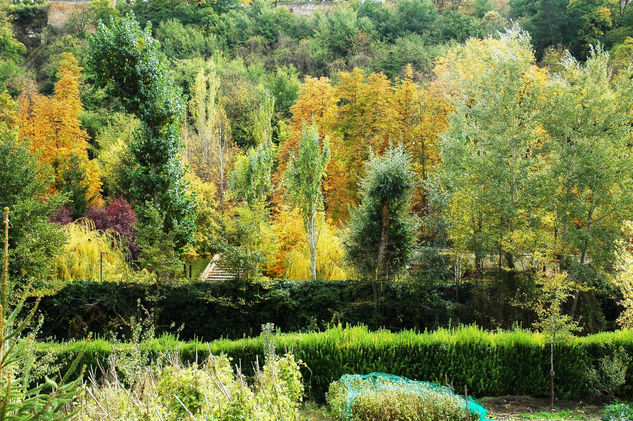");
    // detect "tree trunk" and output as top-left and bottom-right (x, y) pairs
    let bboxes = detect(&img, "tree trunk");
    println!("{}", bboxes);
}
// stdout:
(550, 341), (555, 409)
(377, 201), (390, 280)
(309, 202), (317, 281)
